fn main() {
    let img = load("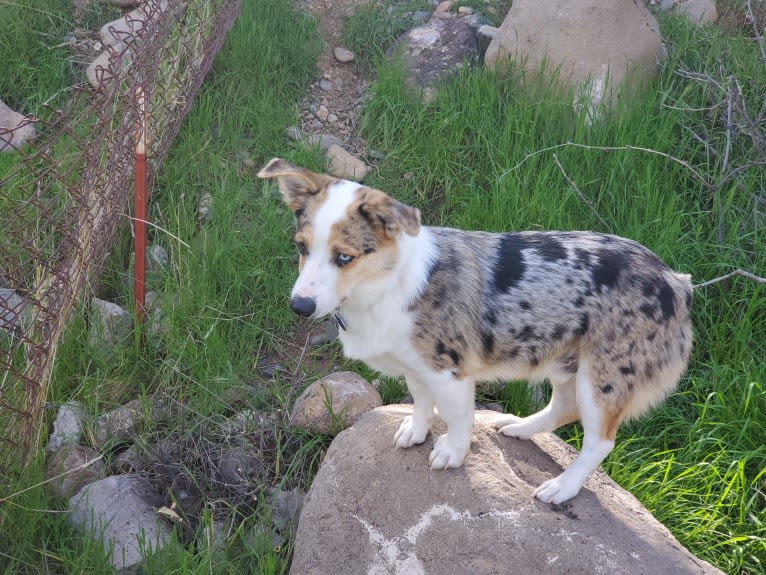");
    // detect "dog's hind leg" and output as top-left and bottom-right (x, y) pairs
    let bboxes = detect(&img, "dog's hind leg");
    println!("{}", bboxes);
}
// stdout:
(495, 373), (579, 440)
(532, 359), (620, 504)
(428, 374), (476, 469)
(394, 374), (435, 448)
